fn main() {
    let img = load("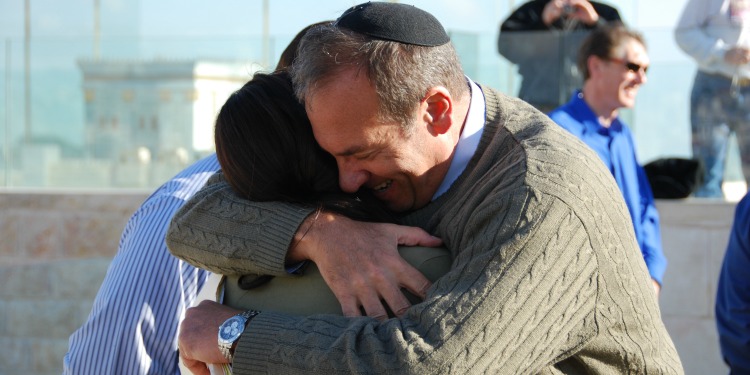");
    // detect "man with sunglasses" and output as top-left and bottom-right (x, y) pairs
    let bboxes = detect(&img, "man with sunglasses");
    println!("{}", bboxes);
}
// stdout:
(549, 22), (667, 296)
